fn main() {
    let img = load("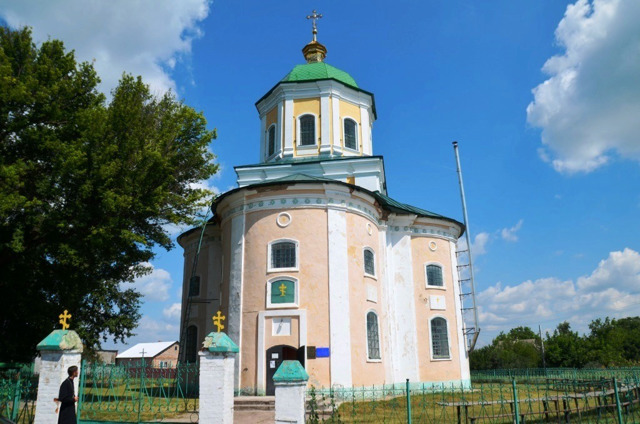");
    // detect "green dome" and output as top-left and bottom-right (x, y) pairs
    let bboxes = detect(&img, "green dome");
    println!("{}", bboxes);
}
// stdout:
(281, 62), (358, 89)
